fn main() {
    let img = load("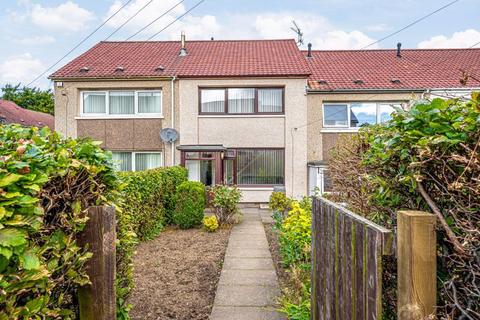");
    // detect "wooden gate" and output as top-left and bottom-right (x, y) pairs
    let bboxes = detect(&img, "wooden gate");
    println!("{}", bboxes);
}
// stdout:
(311, 197), (393, 320)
